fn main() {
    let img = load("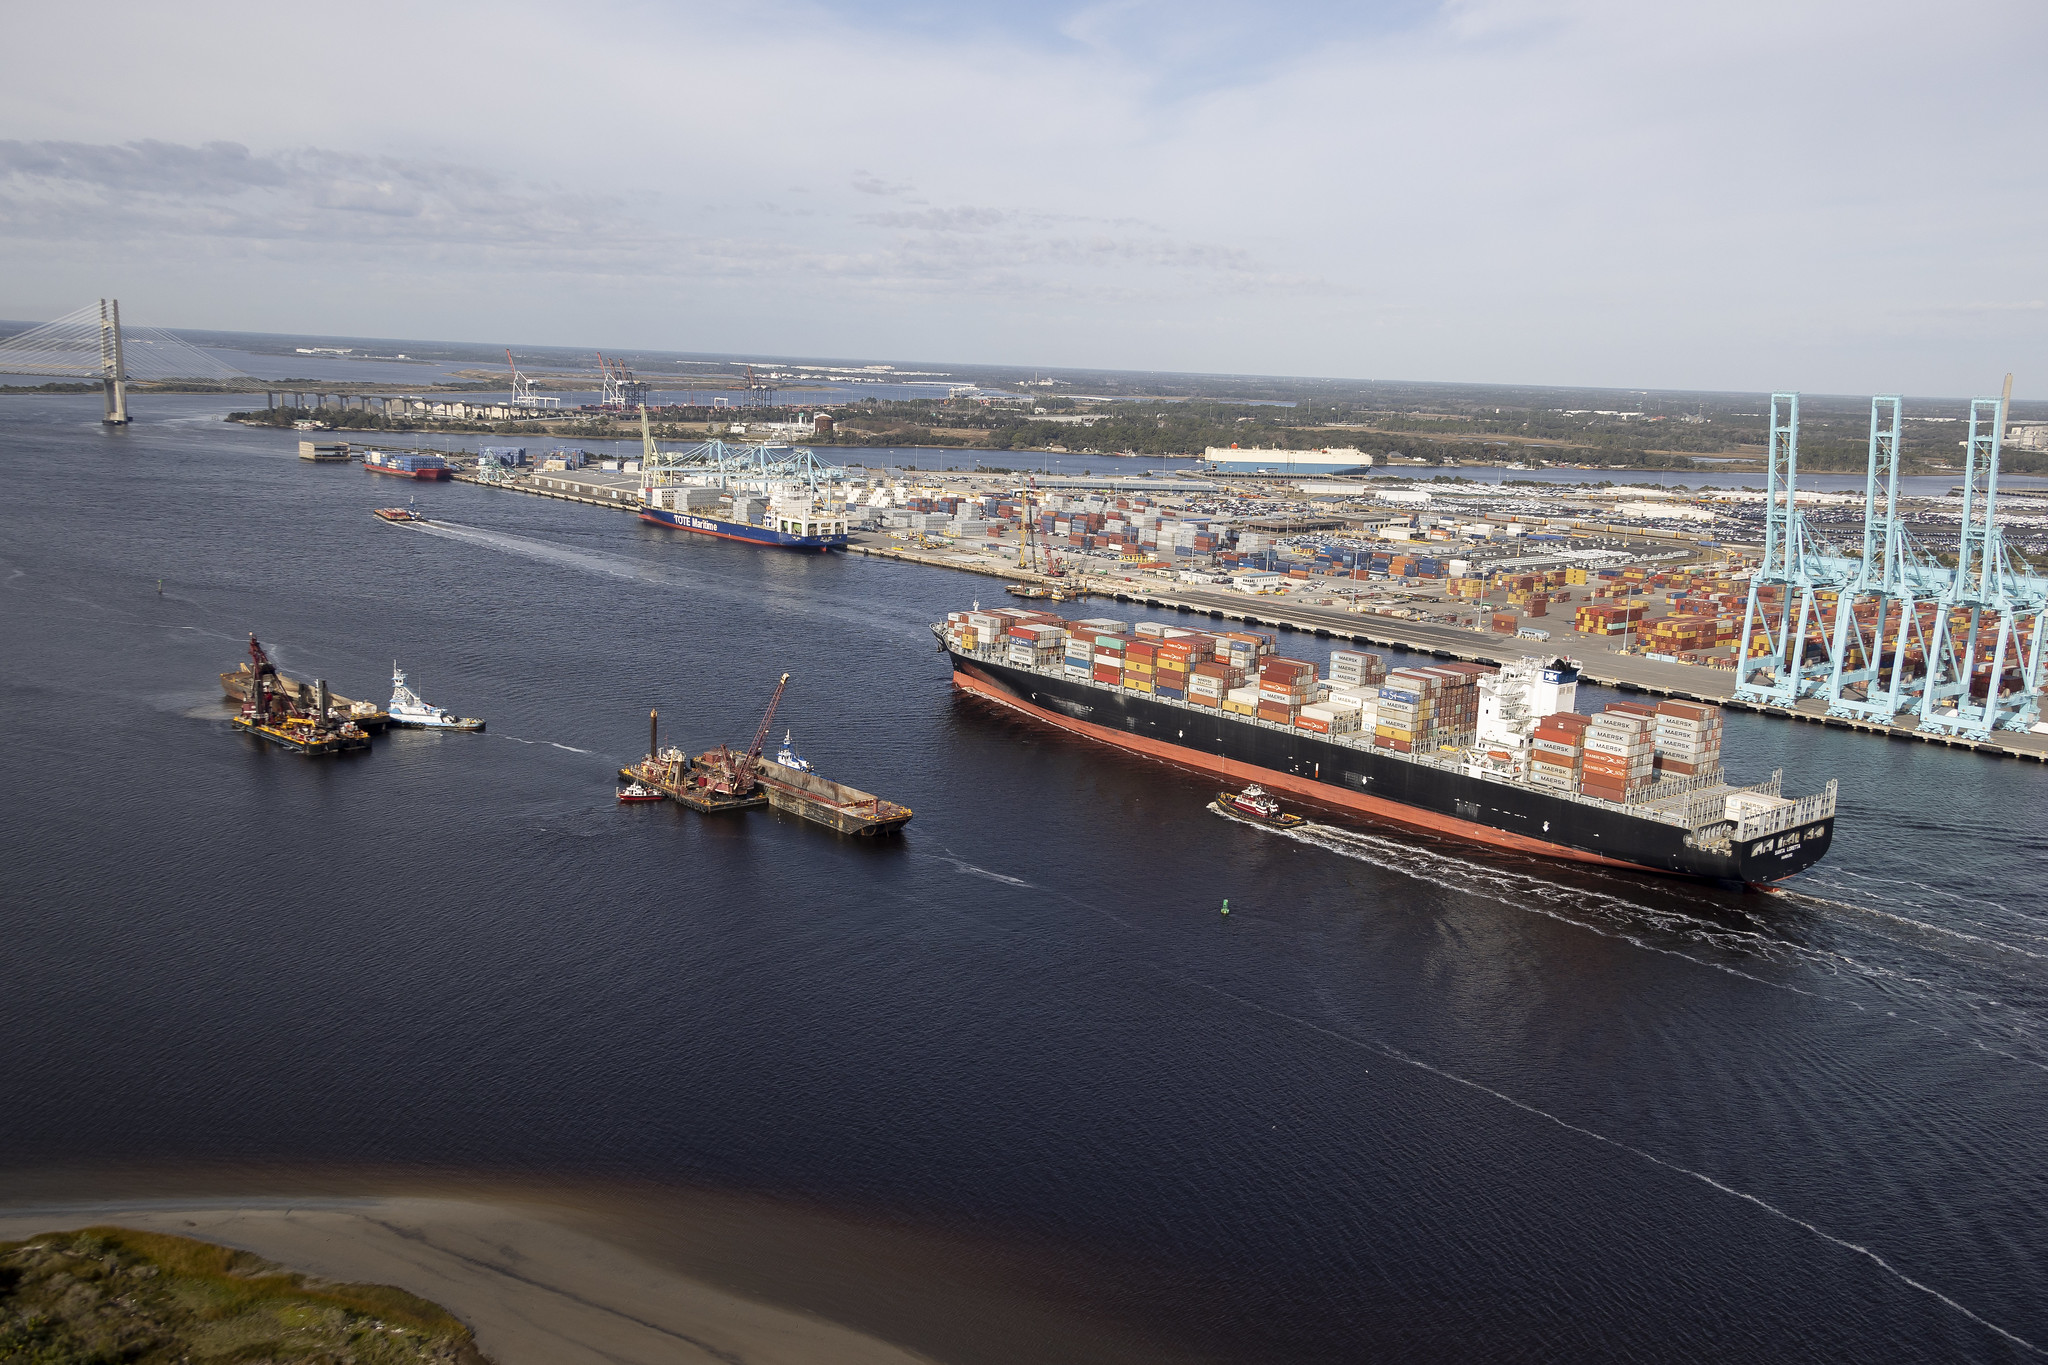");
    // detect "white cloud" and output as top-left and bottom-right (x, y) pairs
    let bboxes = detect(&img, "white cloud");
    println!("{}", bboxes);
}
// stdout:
(0, 0), (2040, 393)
